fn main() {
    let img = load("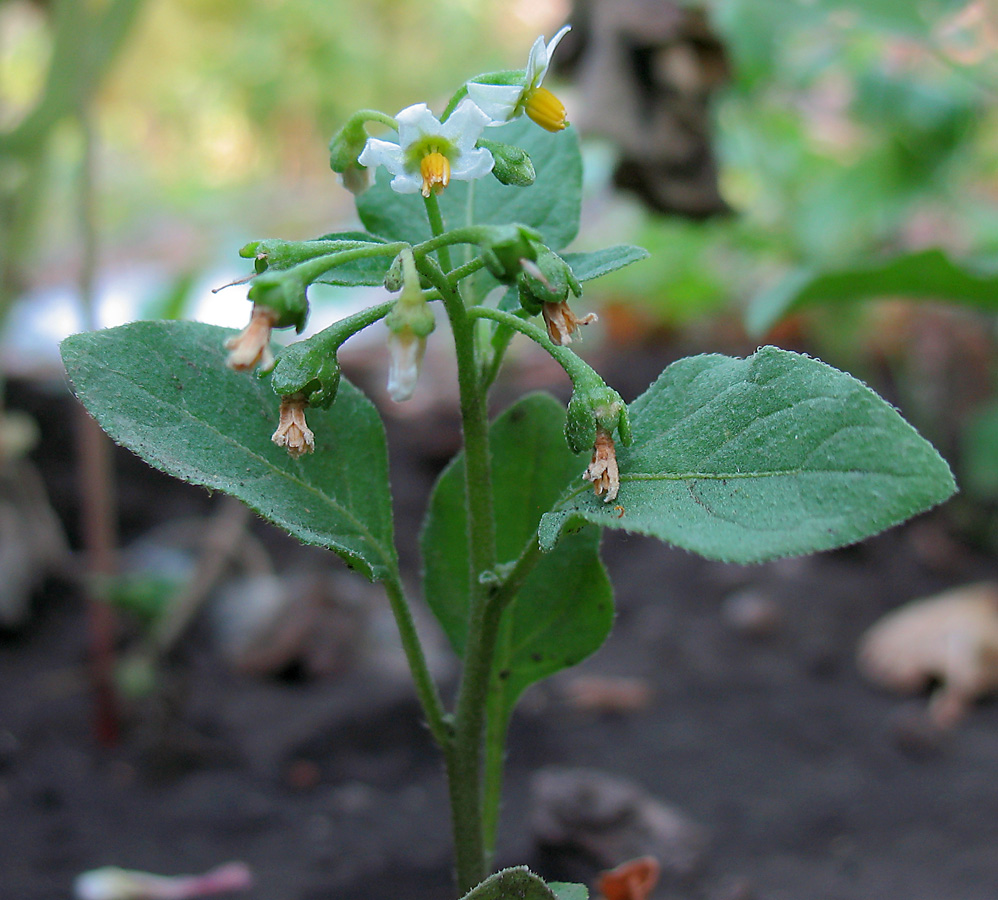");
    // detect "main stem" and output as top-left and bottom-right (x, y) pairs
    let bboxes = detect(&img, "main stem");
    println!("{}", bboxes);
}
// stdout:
(423, 194), (499, 894)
